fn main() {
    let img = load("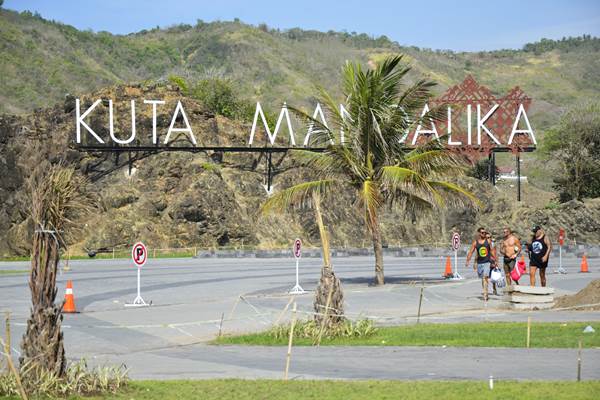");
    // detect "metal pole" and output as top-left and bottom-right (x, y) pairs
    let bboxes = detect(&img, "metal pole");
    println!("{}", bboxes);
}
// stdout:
(559, 245), (562, 271)
(488, 153), (492, 183)
(295, 258), (299, 287)
(267, 151), (273, 192)
(454, 249), (458, 278)
(491, 151), (496, 186)
(516, 152), (521, 202)
(137, 267), (141, 299)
